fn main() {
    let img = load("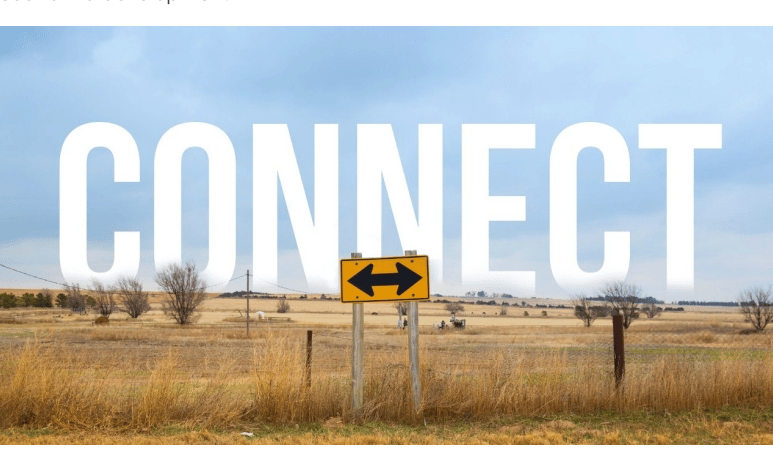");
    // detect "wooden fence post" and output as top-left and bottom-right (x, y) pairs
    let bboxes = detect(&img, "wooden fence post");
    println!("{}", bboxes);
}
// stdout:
(612, 314), (625, 388)
(351, 253), (364, 421)
(405, 250), (422, 415)
(305, 330), (313, 388)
